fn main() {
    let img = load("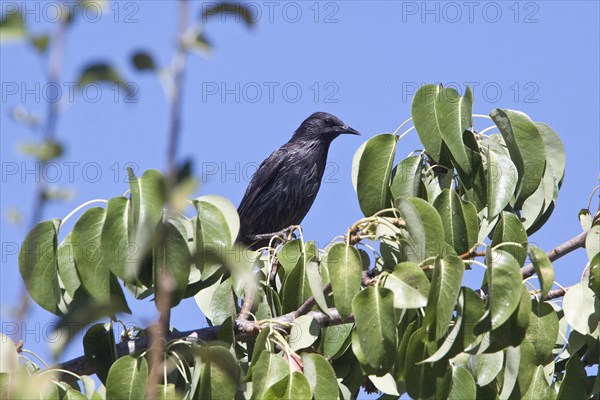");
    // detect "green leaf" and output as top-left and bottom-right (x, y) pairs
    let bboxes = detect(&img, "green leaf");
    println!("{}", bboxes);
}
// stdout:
(351, 141), (367, 192)
(521, 163), (558, 234)
(72, 208), (114, 304)
(590, 253), (600, 296)
(251, 352), (289, 400)
(563, 281), (600, 335)
(383, 262), (430, 308)
(424, 255), (465, 340)
(301, 353), (338, 400)
(101, 197), (135, 283)
(263, 372), (311, 400)
(83, 323), (116, 384)
(404, 327), (450, 399)
(105, 356), (148, 400)
(128, 168), (166, 256)
(281, 253), (312, 314)
(0, 11), (25, 42)
(486, 145), (518, 220)
(197, 346), (240, 400)
(525, 300), (559, 365)
(434, 189), (473, 255)
(304, 260), (330, 316)
(251, 325), (273, 364)
(201, 2), (256, 27)
(64, 389), (87, 400)
(490, 109), (546, 204)
(153, 218), (192, 308)
(194, 195), (239, 278)
(435, 87), (472, 174)
(356, 134), (397, 216)
(57, 233), (81, 298)
(351, 287), (397, 374)
(499, 346), (521, 398)
(527, 245), (554, 299)
(390, 155), (424, 201)
(19, 219), (61, 315)
(411, 84), (448, 164)
(472, 351), (503, 386)
(208, 277), (237, 325)
(579, 209), (592, 232)
(556, 356), (588, 400)
(131, 51), (155, 71)
(478, 248), (523, 330)
(30, 34), (49, 53)
(491, 212), (528, 265)
(324, 243), (362, 319)
(396, 197), (448, 262)
(448, 366), (476, 400)
(536, 122), (565, 187)
(77, 63), (134, 96)
(522, 365), (551, 400)
(586, 225), (600, 261)
(486, 284), (531, 352)
(321, 323), (353, 360)
(289, 315), (319, 351)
